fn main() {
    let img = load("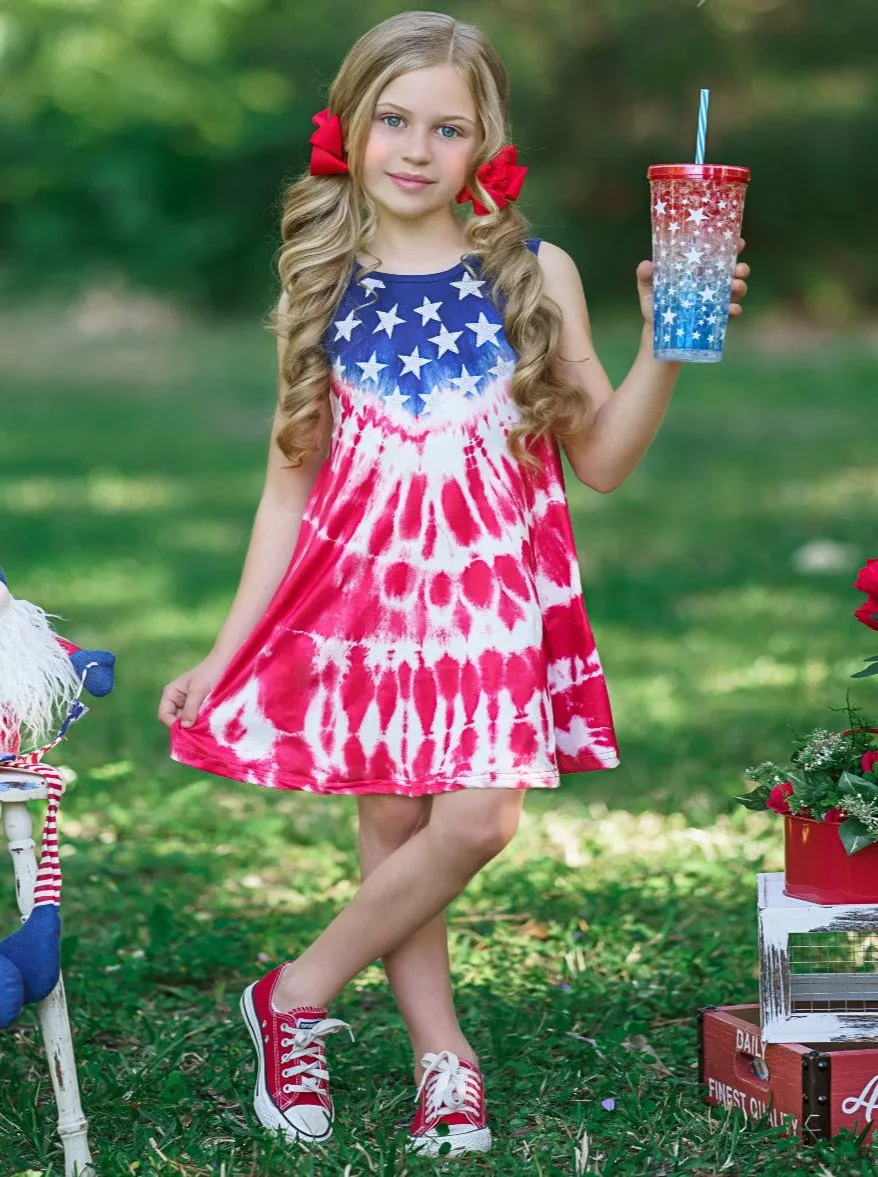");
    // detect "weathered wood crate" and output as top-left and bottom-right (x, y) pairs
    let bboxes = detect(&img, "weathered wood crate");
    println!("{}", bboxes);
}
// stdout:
(759, 871), (878, 1043)
(698, 1003), (878, 1143)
